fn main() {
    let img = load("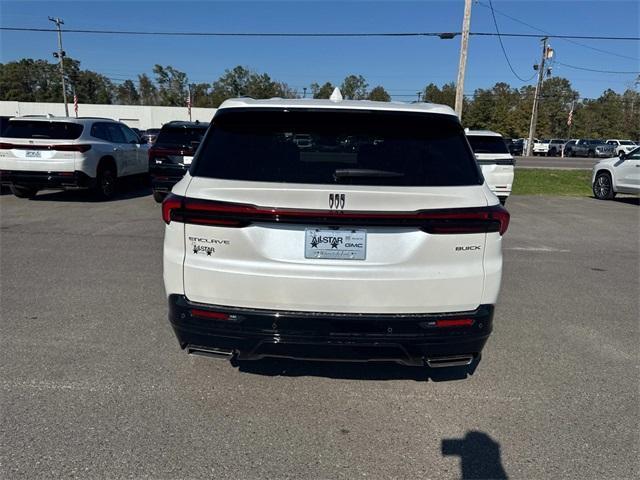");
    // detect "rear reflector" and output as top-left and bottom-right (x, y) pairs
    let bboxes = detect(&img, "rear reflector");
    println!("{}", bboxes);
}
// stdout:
(435, 318), (474, 328)
(190, 309), (230, 321)
(162, 193), (510, 235)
